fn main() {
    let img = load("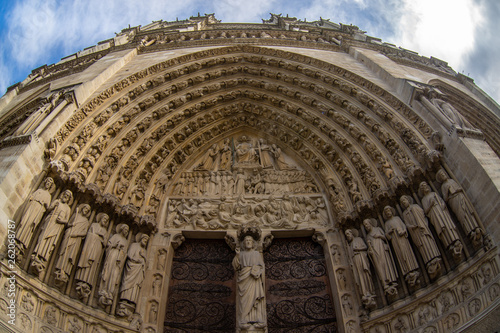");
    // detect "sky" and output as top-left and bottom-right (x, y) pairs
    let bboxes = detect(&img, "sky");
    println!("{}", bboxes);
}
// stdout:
(0, 0), (499, 104)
